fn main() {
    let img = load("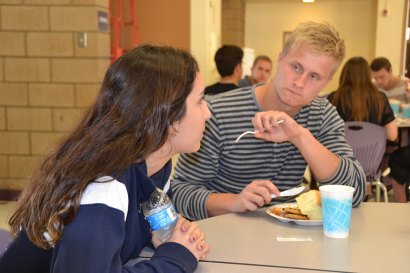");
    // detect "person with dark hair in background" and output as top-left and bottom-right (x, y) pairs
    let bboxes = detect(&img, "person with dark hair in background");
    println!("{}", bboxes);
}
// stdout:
(172, 21), (365, 221)
(0, 45), (211, 273)
(204, 45), (244, 96)
(238, 55), (272, 87)
(370, 56), (410, 103)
